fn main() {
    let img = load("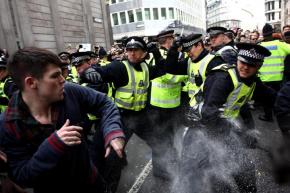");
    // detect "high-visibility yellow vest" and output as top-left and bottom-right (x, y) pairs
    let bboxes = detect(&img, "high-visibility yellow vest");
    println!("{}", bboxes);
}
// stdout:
(115, 61), (149, 111)
(190, 64), (255, 118)
(259, 40), (290, 82)
(187, 54), (216, 98)
(150, 49), (187, 108)
(0, 79), (9, 113)
(70, 66), (79, 83)
(99, 59), (110, 66)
